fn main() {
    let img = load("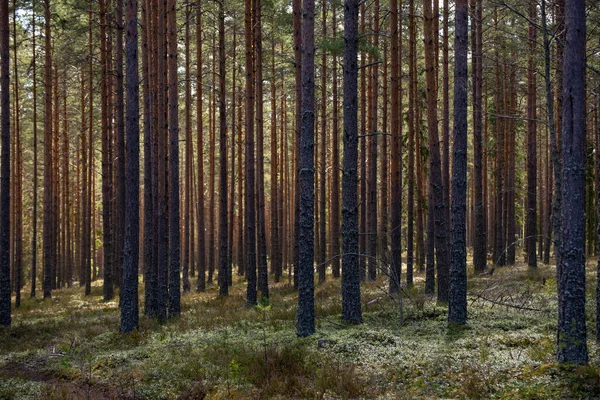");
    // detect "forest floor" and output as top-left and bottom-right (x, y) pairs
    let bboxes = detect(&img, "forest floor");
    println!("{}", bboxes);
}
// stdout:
(1, 260), (600, 399)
